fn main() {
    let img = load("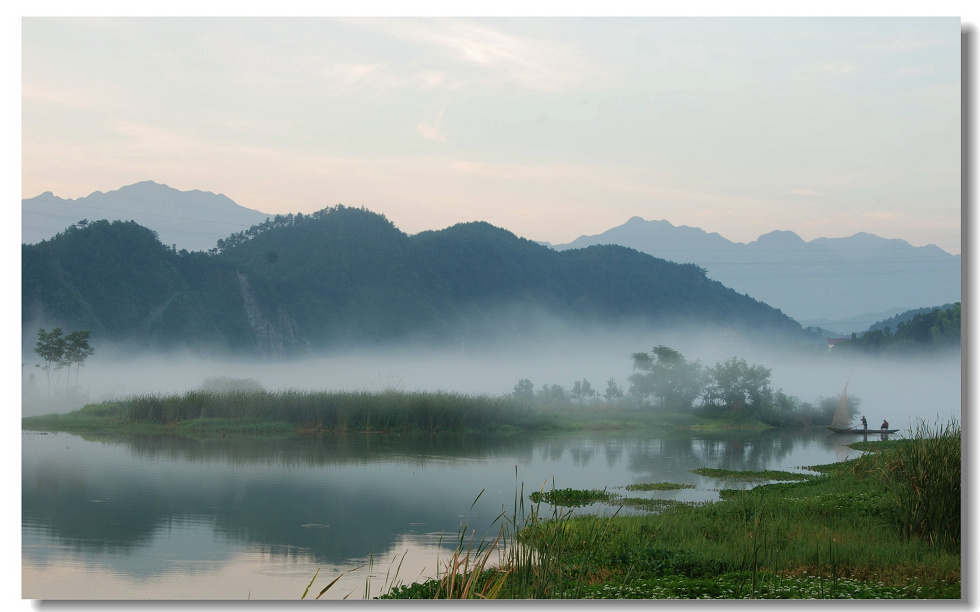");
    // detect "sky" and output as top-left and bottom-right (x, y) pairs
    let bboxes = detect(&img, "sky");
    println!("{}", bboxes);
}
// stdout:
(18, 14), (966, 255)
